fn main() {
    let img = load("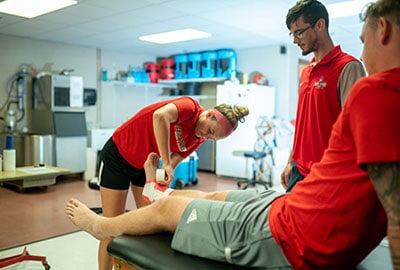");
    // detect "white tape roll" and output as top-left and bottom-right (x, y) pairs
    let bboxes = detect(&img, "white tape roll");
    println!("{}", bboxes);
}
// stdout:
(156, 169), (166, 182)
(3, 149), (16, 171)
